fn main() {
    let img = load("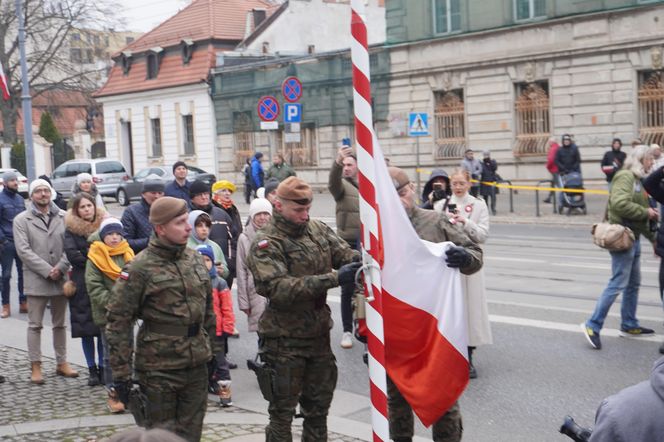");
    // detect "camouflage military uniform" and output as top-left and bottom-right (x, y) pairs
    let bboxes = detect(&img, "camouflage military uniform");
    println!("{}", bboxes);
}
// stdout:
(106, 236), (220, 442)
(388, 206), (482, 442)
(247, 211), (358, 441)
